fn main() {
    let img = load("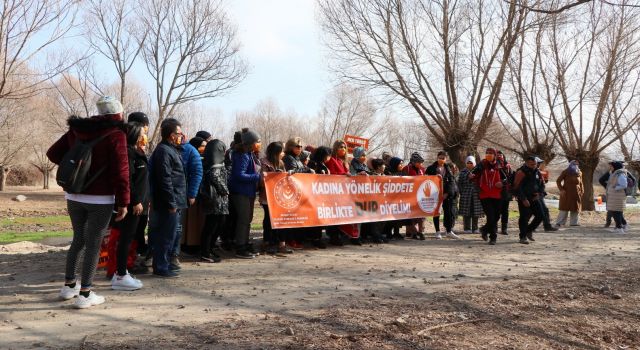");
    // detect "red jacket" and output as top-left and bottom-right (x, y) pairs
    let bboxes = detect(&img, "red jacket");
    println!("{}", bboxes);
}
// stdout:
(402, 163), (425, 176)
(47, 115), (130, 207)
(326, 157), (349, 175)
(472, 160), (504, 200)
